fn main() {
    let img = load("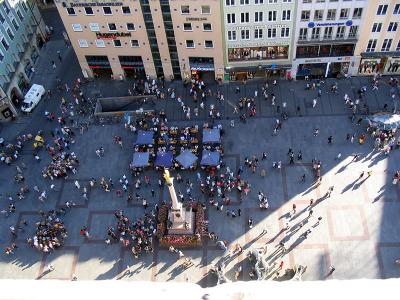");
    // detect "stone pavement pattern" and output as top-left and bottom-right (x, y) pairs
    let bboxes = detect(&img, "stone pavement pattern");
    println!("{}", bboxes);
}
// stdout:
(1, 8), (400, 286)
